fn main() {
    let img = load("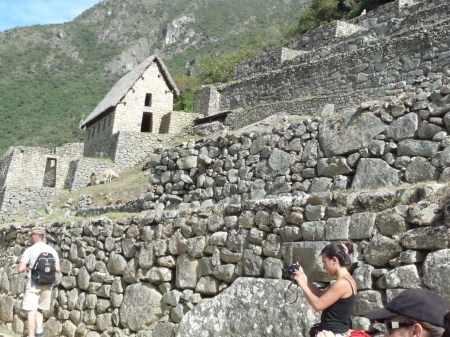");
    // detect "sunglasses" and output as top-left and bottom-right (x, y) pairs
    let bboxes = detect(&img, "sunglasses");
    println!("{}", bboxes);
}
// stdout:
(384, 321), (415, 334)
